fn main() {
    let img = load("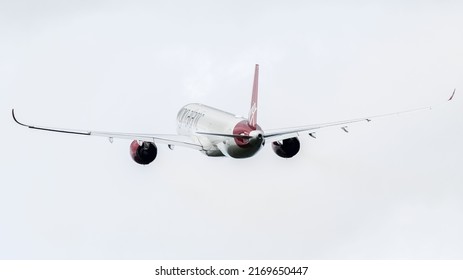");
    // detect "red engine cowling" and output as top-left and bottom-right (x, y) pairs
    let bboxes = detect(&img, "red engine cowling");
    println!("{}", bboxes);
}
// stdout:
(272, 137), (300, 158)
(130, 140), (157, 165)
